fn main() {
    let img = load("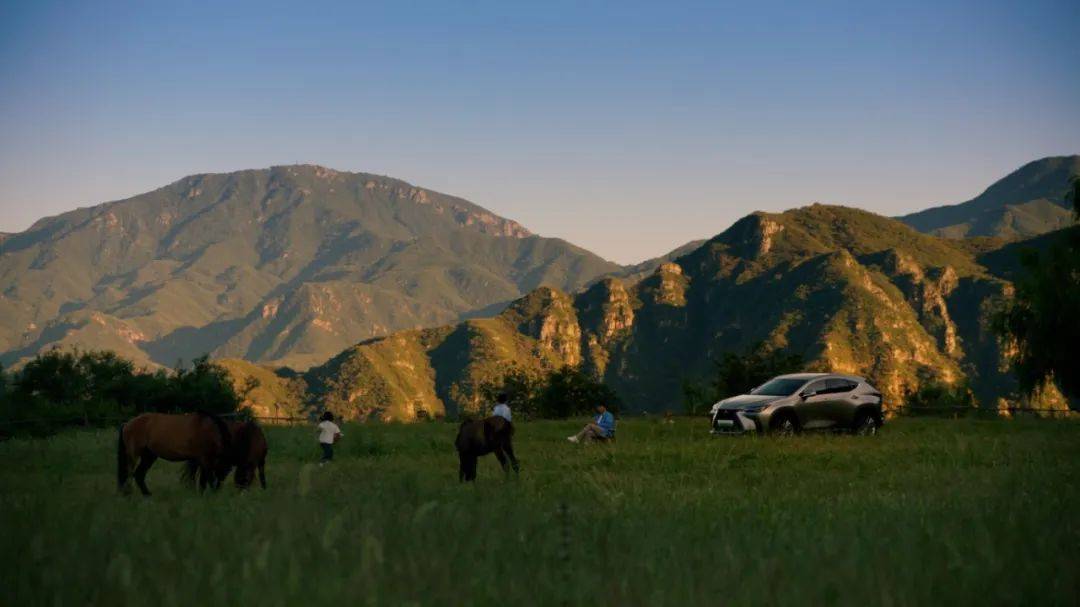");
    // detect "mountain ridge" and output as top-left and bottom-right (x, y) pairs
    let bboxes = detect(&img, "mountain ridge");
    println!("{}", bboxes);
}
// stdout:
(899, 155), (1079, 239)
(0, 165), (622, 370)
